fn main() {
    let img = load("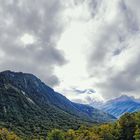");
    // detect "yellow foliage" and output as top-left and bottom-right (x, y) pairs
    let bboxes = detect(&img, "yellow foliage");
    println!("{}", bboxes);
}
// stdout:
(0, 128), (20, 140)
